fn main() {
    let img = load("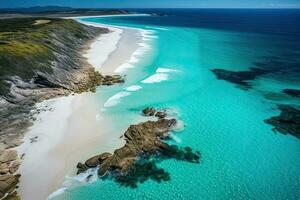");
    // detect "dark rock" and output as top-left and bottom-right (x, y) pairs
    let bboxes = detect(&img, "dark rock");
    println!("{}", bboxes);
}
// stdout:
(0, 174), (20, 199)
(0, 163), (9, 175)
(78, 108), (200, 188)
(2, 190), (20, 200)
(283, 89), (300, 98)
(33, 72), (63, 88)
(264, 105), (300, 139)
(9, 160), (21, 174)
(85, 156), (101, 168)
(84, 152), (112, 168)
(142, 107), (156, 116)
(155, 111), (166, 119)
(76, 162), (88, 174)
(0, 150), (17, 163)
(30, 136), (38, 143)
(102, 75), (124, 86)
(97, 118), (177, 176)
